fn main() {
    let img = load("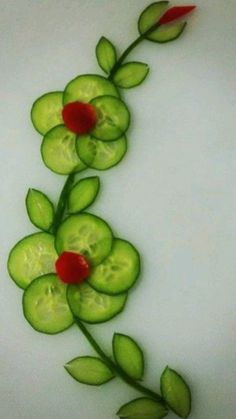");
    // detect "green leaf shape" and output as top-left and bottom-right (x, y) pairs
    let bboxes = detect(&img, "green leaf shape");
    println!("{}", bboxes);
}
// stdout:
(91, 95), (130, 141)
(96, 36), (117, 74)
(138, 2), (186, 43)
(26, 188), (55, 231)
(76, 134), (127, 170)
(7, 232), (58, 289)
(31, 91), (63, 135)
(65, 356), (114, 385)
(68, 176), (100, 214)
(23, 274), (74, 334)
(41, 125), (86, 175)
(113, 333), (144, 380)
(160, 367), (191, 418)
(113, 62), (149, 89)
(117, 397), (168, 419)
